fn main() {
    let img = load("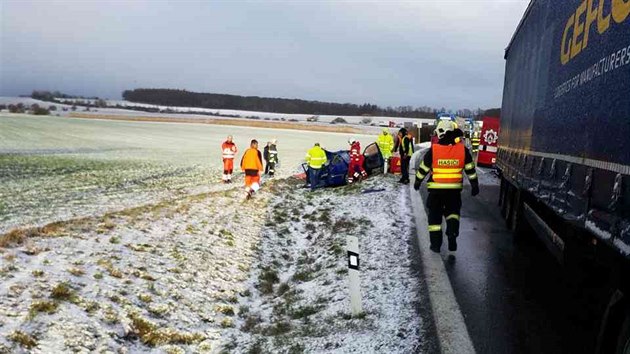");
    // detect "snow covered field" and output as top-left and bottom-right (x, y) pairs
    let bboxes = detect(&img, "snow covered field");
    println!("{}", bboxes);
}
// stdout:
(0, 114), (375, 234)
(0, 114), (426, 353)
